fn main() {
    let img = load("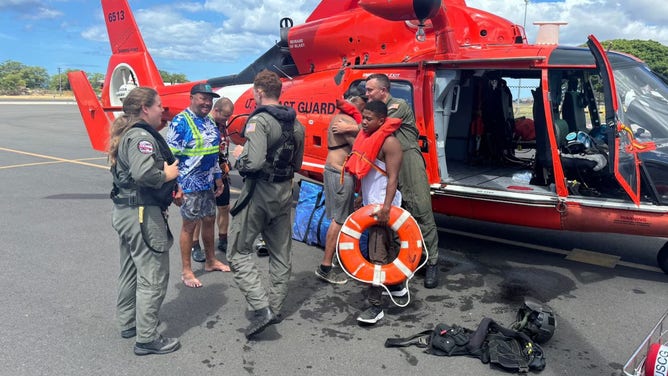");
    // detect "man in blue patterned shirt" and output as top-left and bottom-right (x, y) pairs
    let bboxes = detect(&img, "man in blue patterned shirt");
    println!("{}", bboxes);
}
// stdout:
(168, 83), (230, 288)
